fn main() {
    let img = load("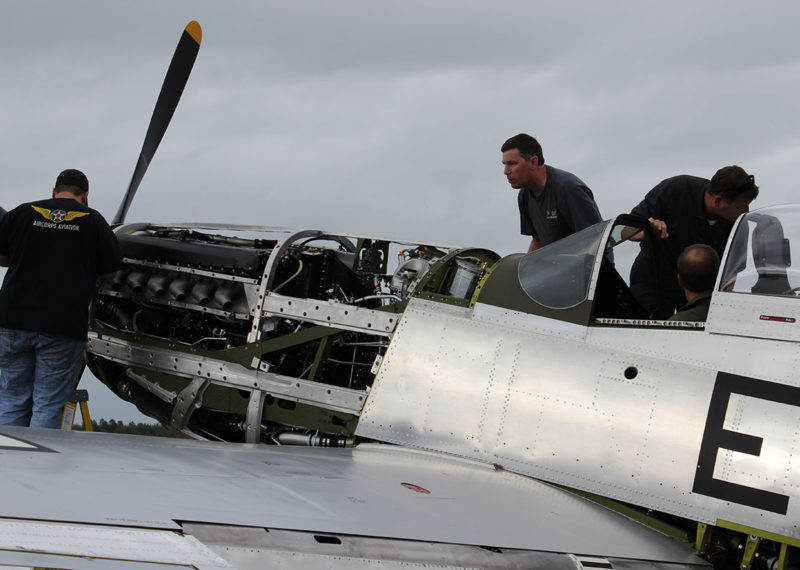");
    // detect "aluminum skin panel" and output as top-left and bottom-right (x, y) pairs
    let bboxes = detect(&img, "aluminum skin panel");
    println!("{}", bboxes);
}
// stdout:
(86, 332), (366, 416)
(0, 519), (229, 569)
(185, 524), (582, 570)
(0, 427), (704, 566)
(707, 290), (800, 342)
(261, 292), (399, 335)
(358, 298), (800, 541)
